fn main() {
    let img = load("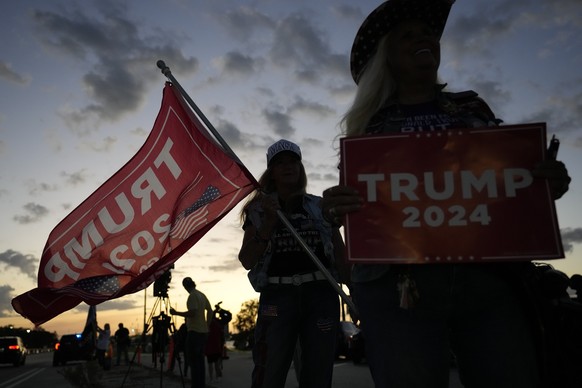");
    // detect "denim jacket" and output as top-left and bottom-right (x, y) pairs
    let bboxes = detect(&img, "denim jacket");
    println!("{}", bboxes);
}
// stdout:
(245, 193), (337, 292)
